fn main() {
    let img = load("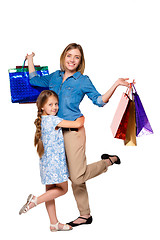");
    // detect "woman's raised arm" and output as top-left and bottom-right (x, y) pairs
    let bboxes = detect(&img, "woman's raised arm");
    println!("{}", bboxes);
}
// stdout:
(26, 52), (36, 74)
(102, 78), (130, 103)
